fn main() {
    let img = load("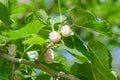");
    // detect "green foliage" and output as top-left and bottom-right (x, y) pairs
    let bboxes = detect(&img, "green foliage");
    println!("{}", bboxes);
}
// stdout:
(54, 52), (70, 71)
(68, 7), (96, 25)
(23, 36), (46, 45)
(70, 40), (117, 80)
(0, 61), (11, 80)
(68, 7), (112, 37)
(88, 40), (117, 80)
(0, 0), (119, 80)
(82, 21), (112, 37)
(25, 9), (49, 24)
(8, 20), (44, 40)
(0, 0), (12, 25)
(35, 74), (51, 80)
(71, 62), (93, 80)
(62, 34), (89, 63)
(0, 35), (7, 44)
(50, 15), (67, 26)
(0, 68), (10, 80)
